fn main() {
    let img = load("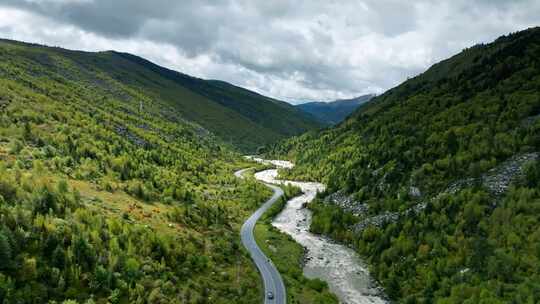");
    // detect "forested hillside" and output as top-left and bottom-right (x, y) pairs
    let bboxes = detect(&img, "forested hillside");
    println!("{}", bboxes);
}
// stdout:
(0, 39), (273, 303)
(0, 39), (321, 152)
(269, 27), (540, 302)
